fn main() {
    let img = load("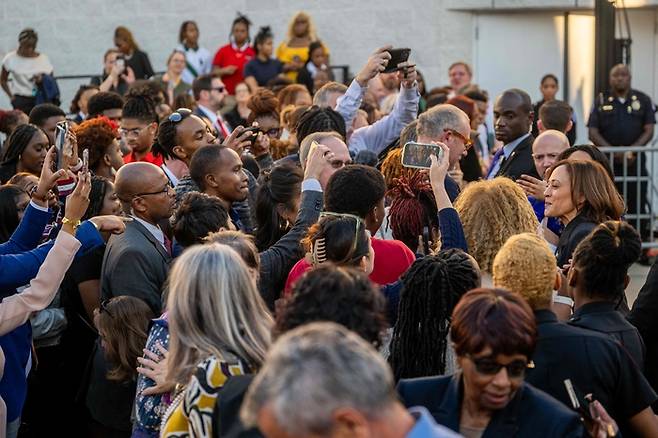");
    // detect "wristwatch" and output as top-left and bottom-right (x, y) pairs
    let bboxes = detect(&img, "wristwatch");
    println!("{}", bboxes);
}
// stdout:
(61, 217), (81, 231)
